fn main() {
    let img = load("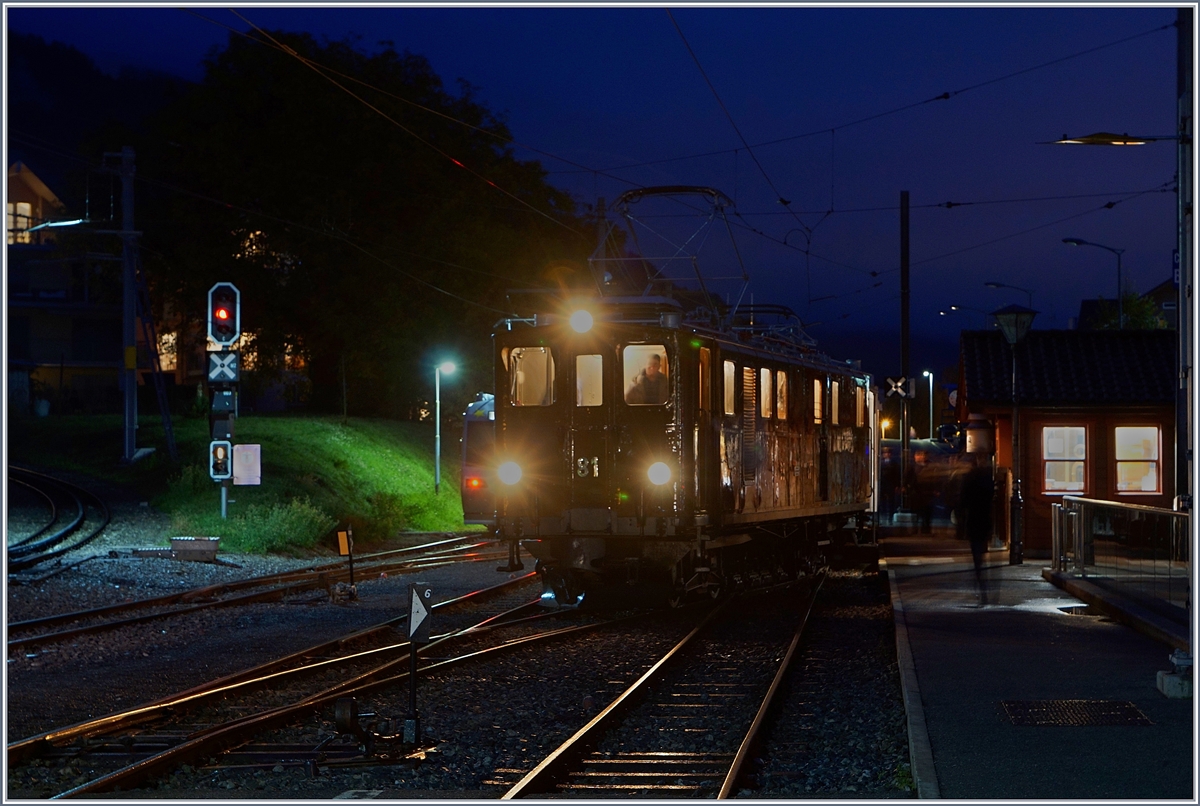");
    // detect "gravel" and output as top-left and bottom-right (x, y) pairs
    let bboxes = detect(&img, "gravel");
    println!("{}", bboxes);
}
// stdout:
(7, 493), (914, 799)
